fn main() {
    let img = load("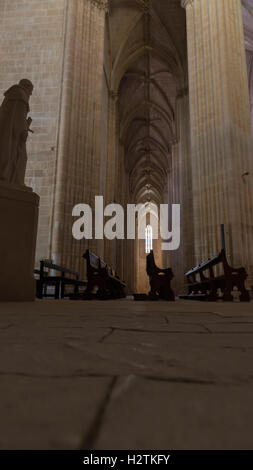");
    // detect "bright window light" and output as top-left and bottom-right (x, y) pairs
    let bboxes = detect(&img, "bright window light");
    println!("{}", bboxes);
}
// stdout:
(145, 225), (153, 254)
